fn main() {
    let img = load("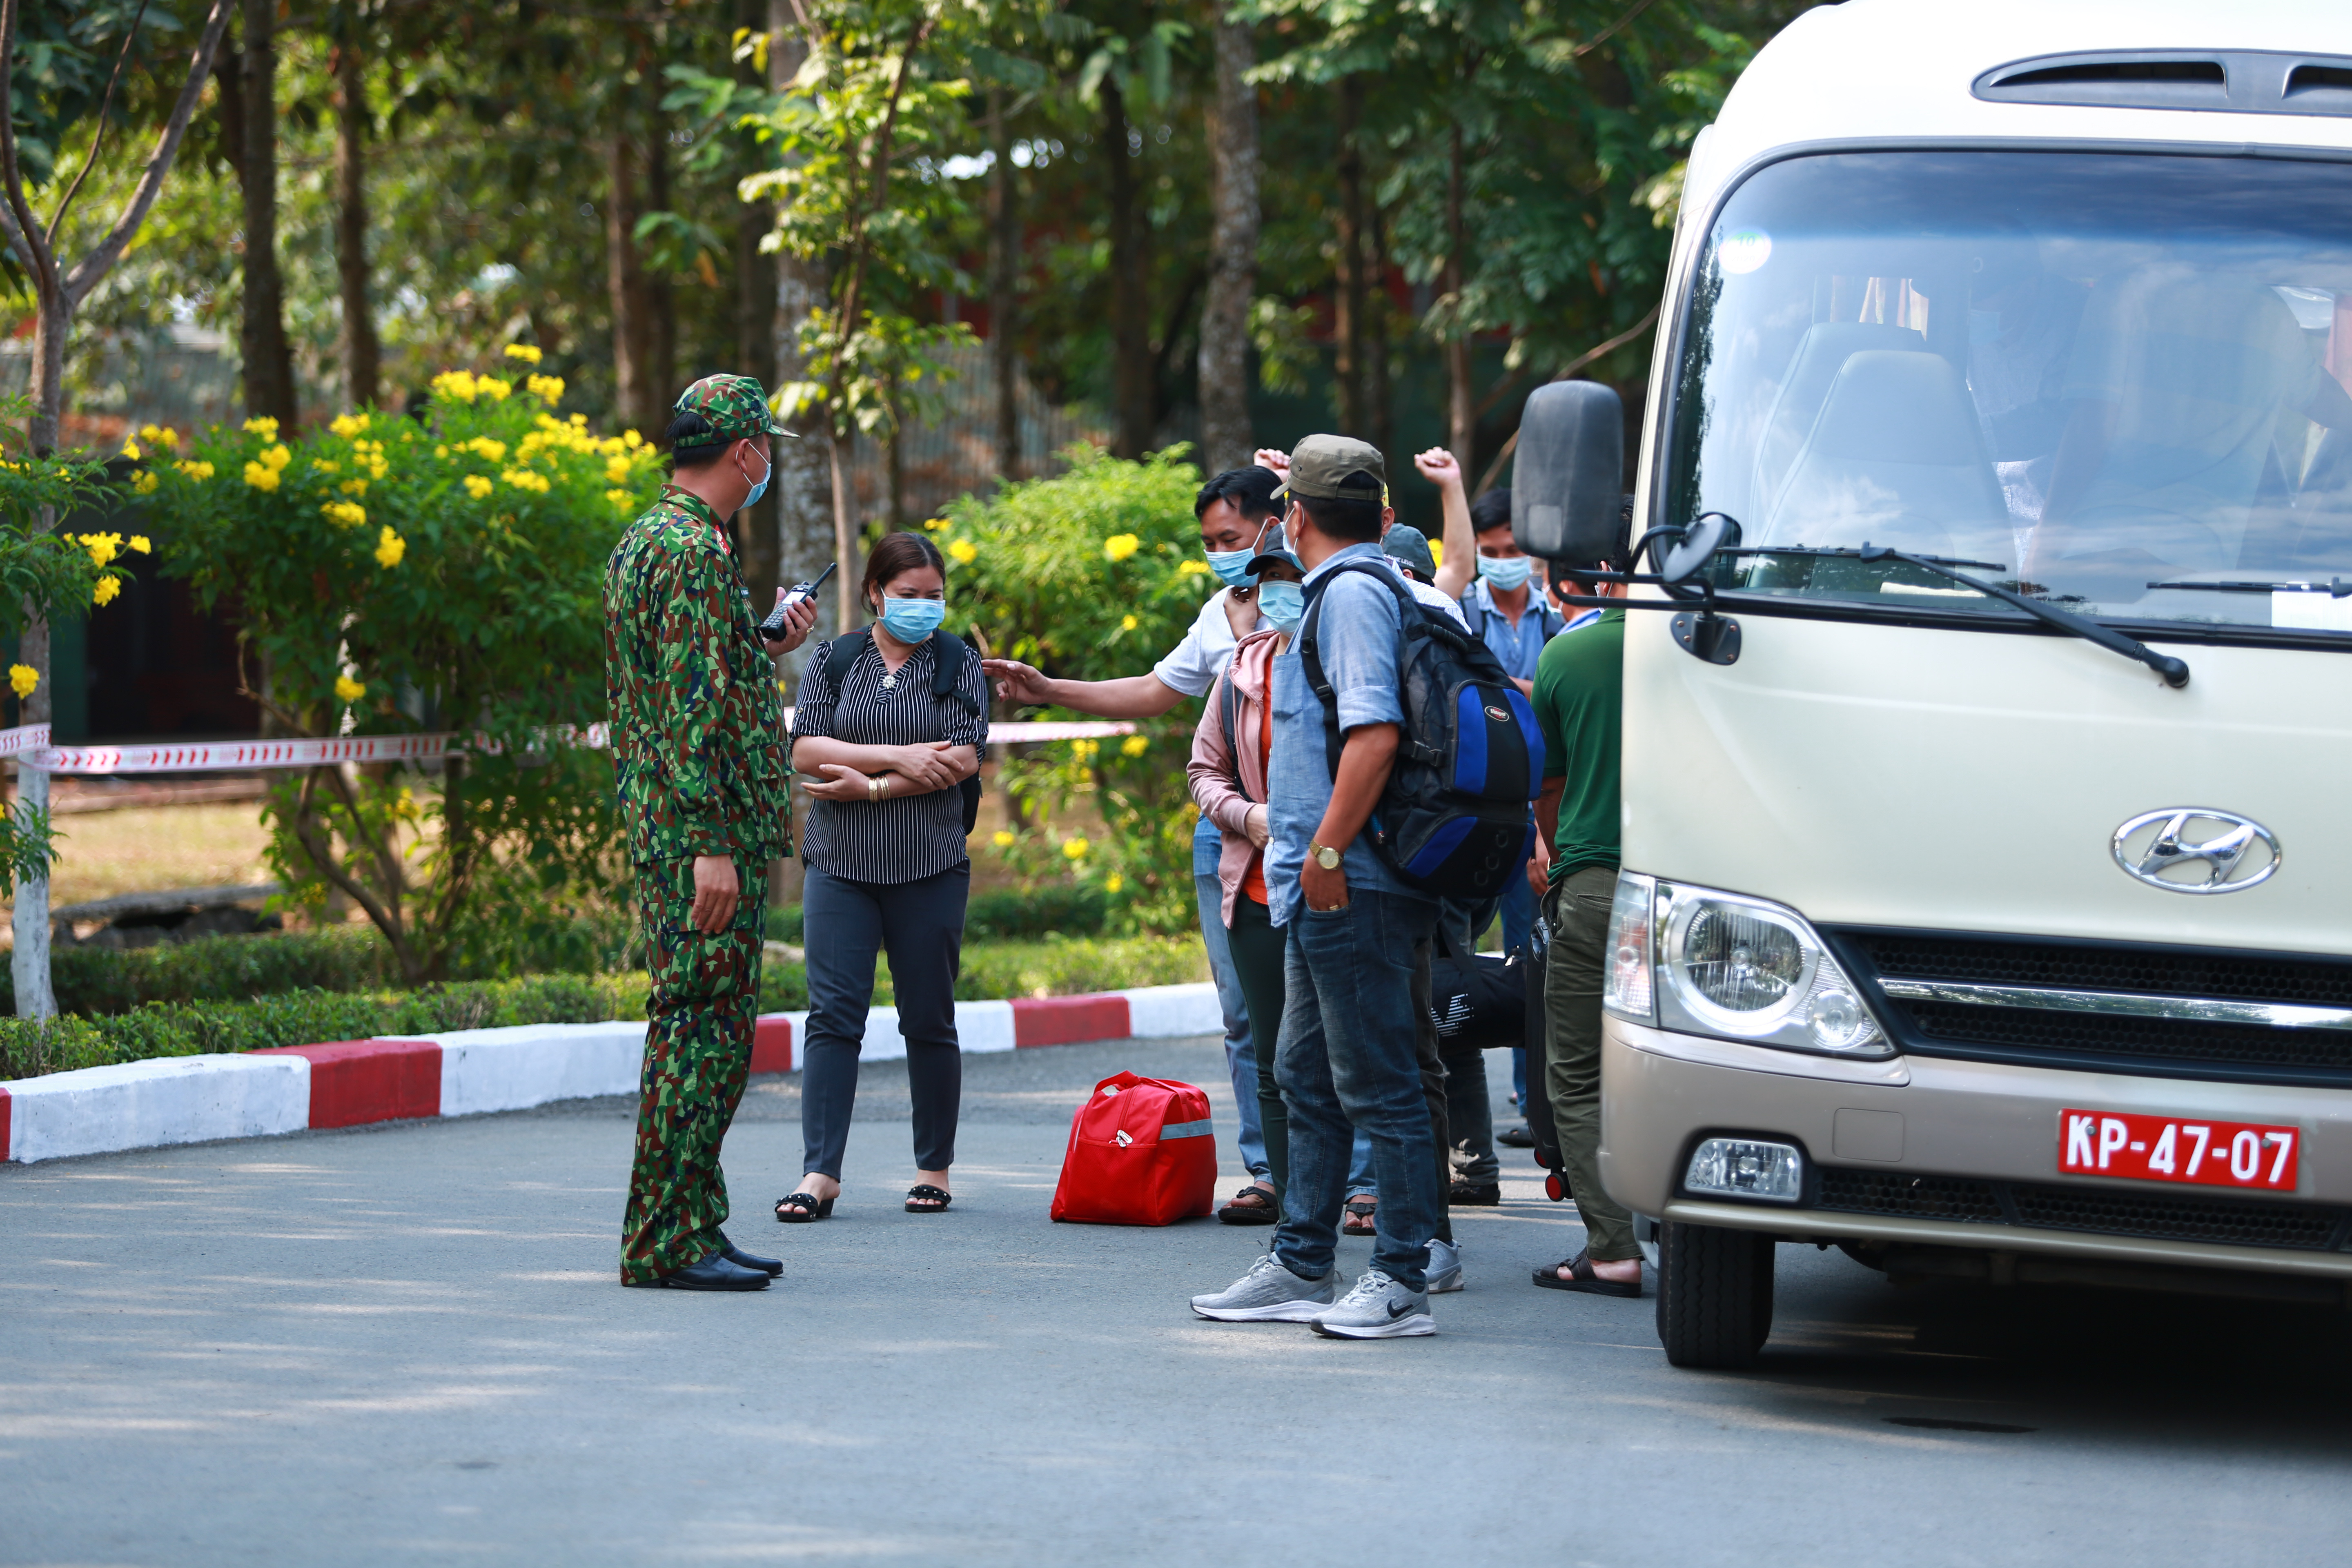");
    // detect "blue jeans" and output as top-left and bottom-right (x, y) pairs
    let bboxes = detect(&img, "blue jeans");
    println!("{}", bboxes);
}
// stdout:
(1195, 817), (1269, 1181)
(1273, 889), (1441, 1292)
